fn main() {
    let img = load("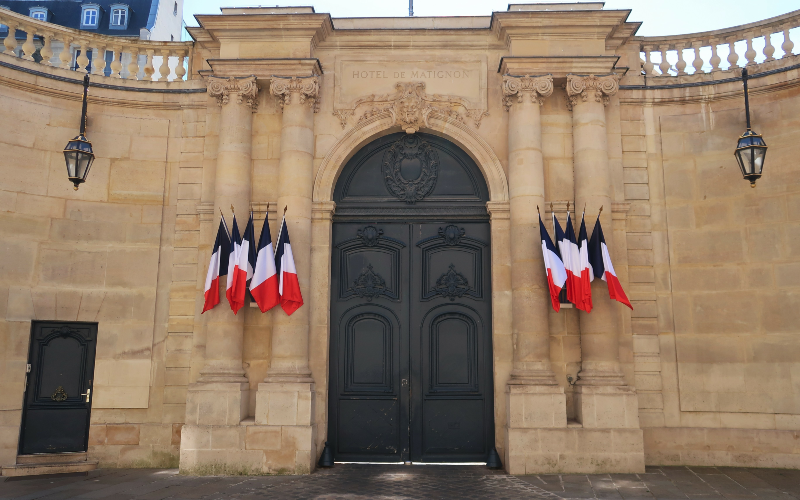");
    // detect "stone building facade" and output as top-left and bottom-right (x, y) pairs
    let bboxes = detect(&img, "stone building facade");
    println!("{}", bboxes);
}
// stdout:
(0, 3), (798, 476)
